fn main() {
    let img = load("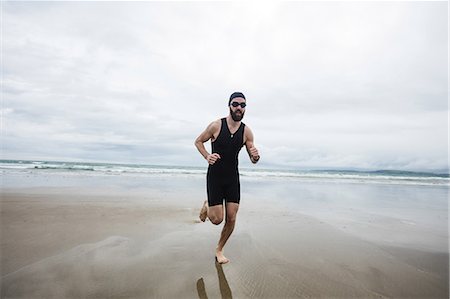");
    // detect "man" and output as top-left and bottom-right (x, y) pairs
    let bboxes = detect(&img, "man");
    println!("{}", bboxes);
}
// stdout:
(195, 92), (260, 264)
